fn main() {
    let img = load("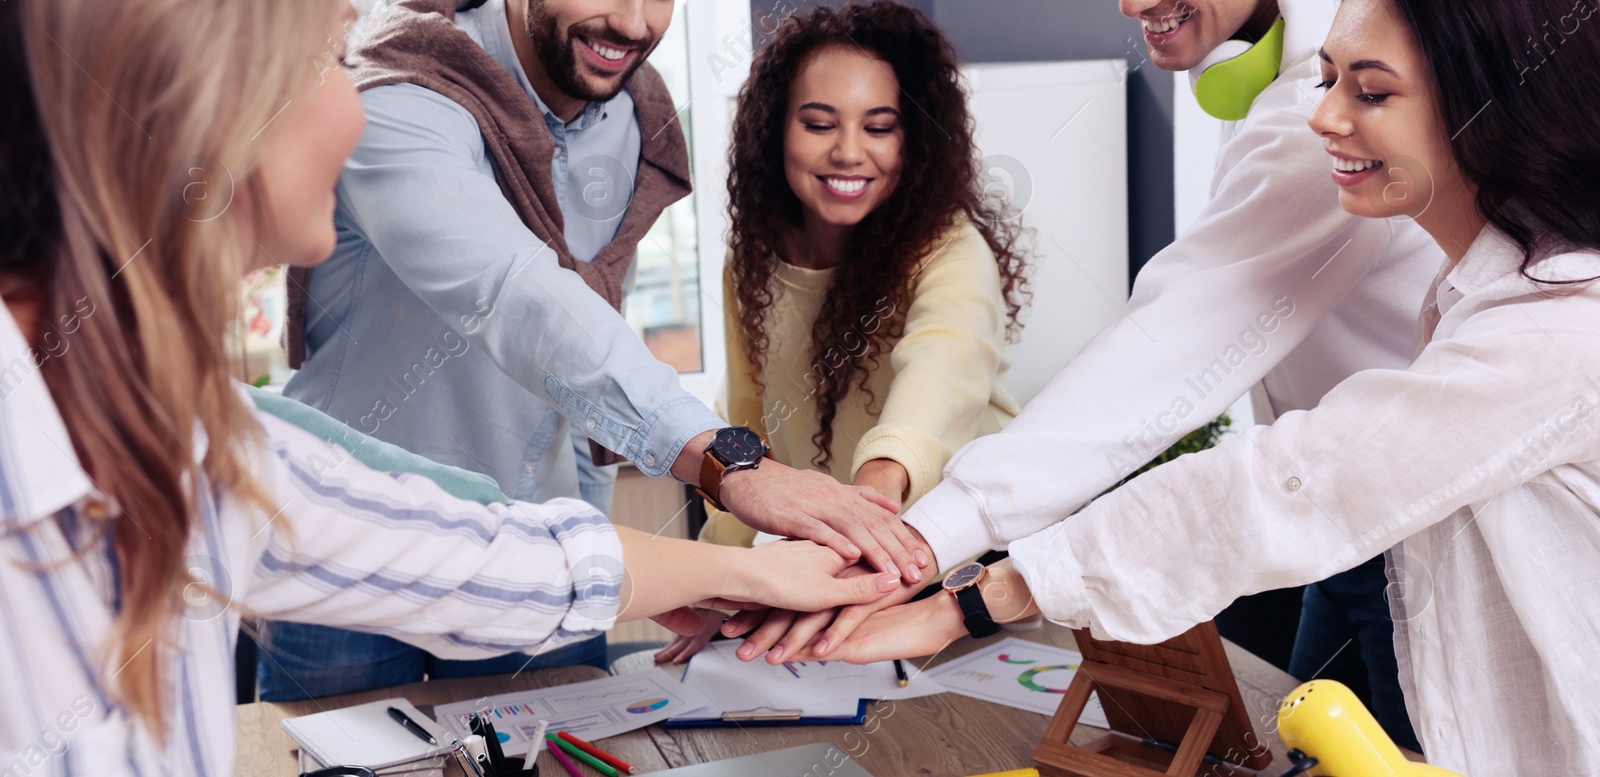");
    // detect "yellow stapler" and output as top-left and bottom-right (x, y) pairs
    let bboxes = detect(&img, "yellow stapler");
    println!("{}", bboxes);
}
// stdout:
(1277, 680), (1462, 777)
